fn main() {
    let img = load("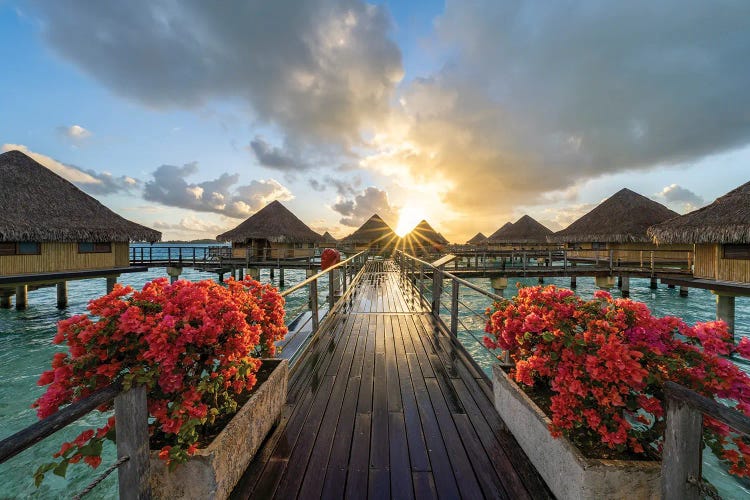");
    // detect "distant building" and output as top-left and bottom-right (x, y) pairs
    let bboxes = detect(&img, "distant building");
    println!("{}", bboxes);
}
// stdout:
(340, 214), (399, 254)
(403, 220), (447, 255)
(485, 215), (553, 250)
(548, 188), (690, 264)
(216, 200), (322, 260)
(0, 150), (160, 308)
(466, 232), (487, 246)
